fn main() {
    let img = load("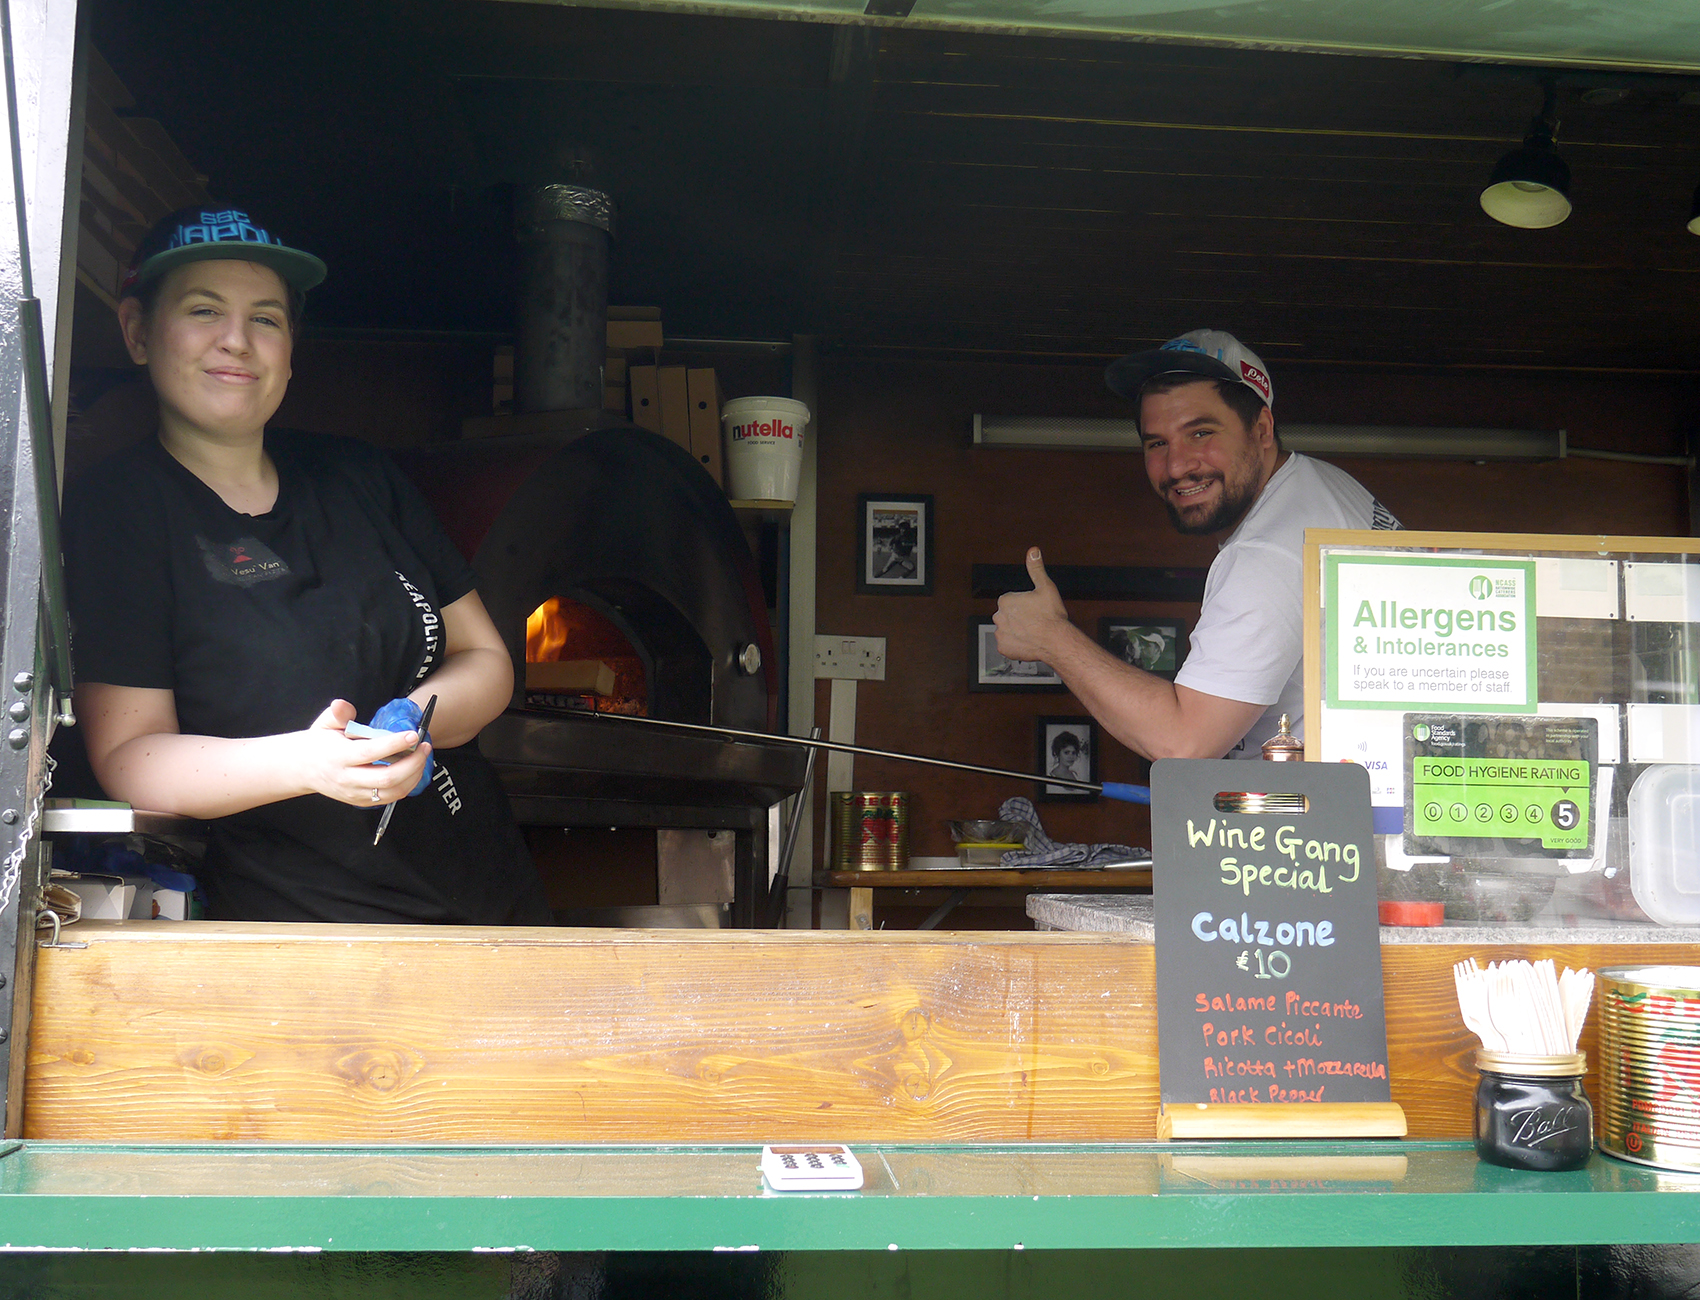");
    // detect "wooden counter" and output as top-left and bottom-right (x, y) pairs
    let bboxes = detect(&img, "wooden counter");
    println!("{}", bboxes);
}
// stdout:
(22, 920), (1700, 1144)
